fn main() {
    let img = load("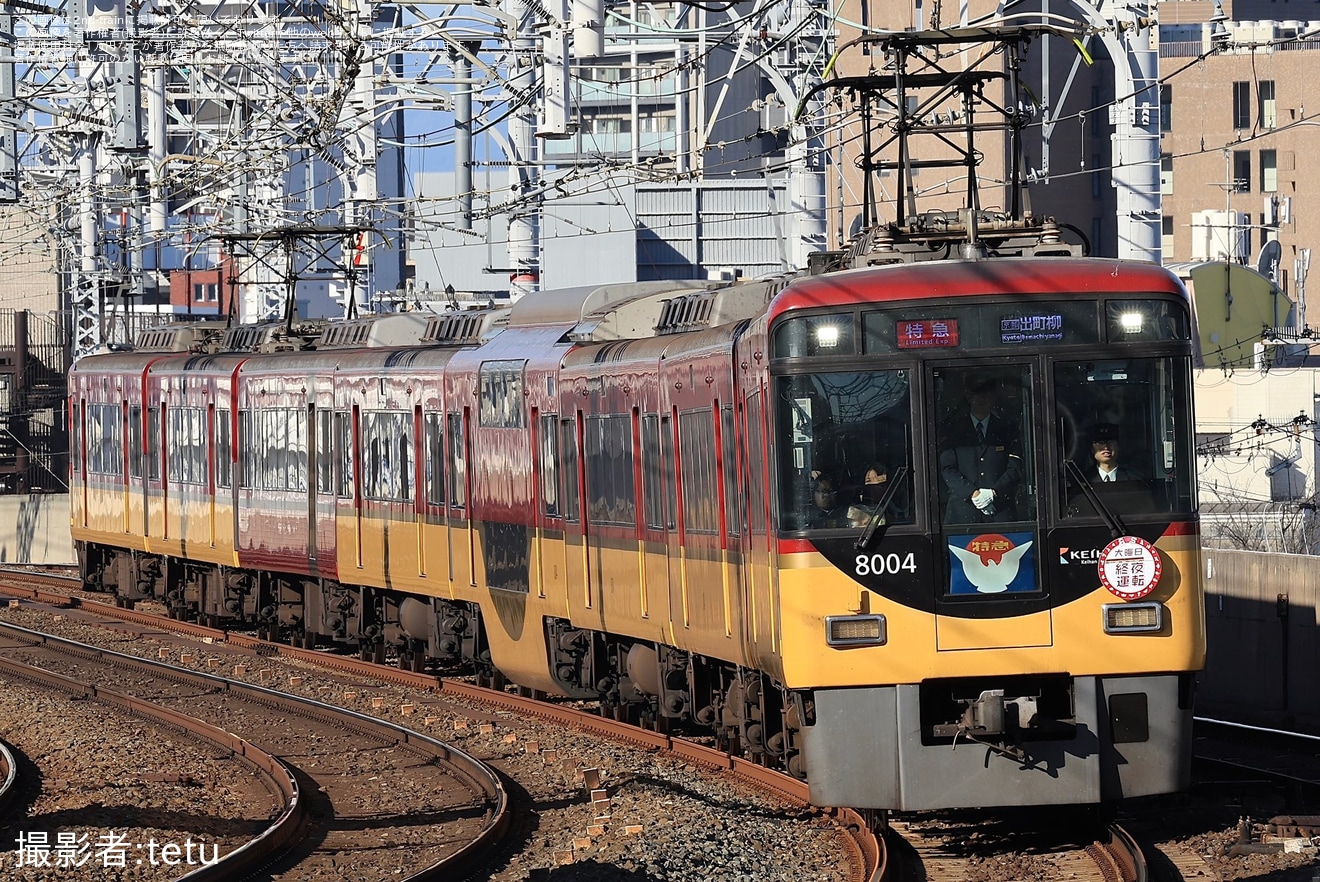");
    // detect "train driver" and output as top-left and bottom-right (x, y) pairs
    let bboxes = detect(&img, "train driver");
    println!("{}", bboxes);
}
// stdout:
(1088, 423), (1143, 483)
(938, 376), (1023, 523)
